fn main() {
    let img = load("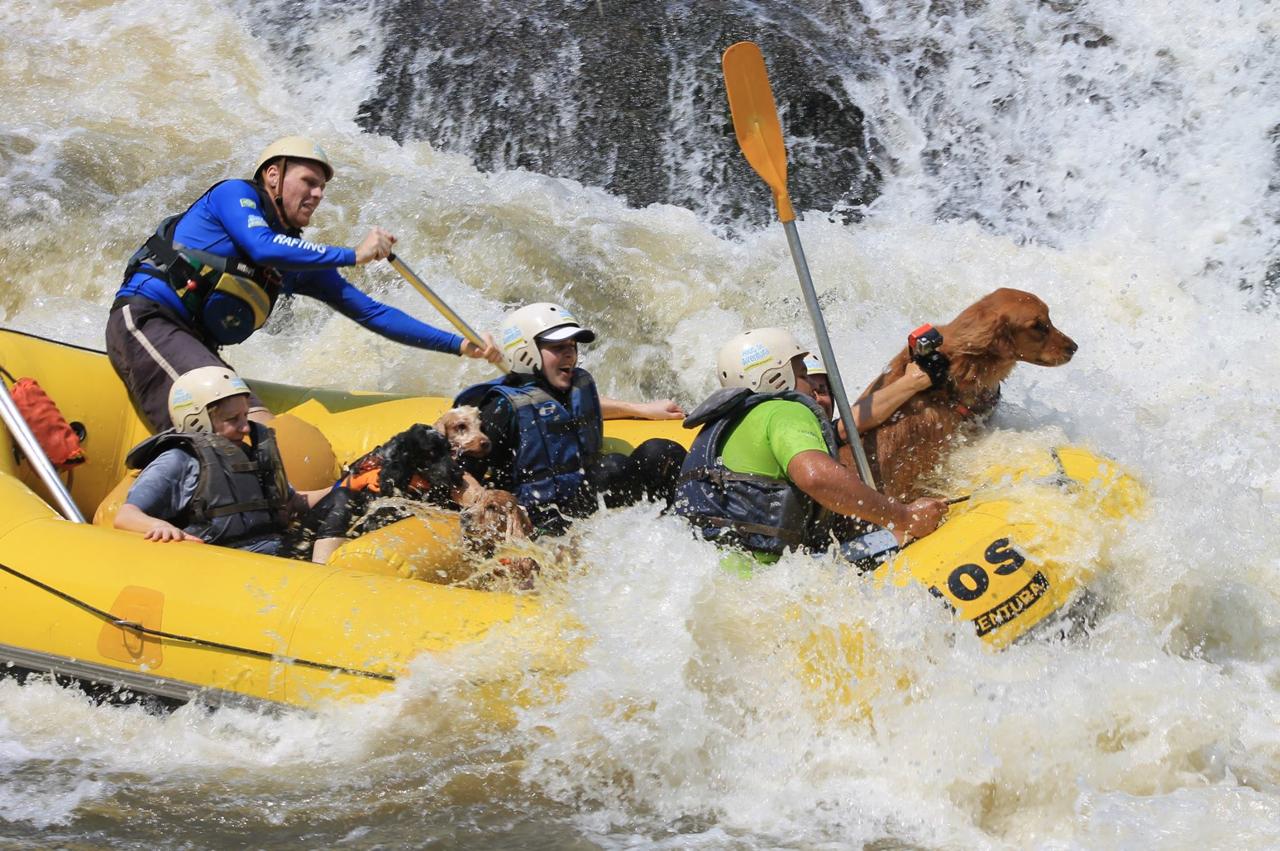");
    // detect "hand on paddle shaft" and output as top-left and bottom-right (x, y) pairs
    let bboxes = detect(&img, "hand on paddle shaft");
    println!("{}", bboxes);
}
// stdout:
(386, 253), (507, 369)
(352, 231), (501, 363)
(355, 227), (397, 264)
(461, 333), (502, 363)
